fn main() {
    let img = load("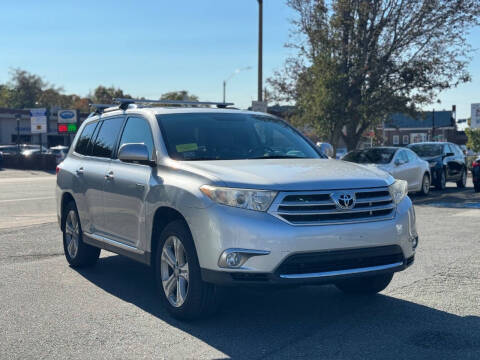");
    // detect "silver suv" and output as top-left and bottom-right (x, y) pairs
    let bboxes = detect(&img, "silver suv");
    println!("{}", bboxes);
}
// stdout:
(56, 99), (417, 319)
